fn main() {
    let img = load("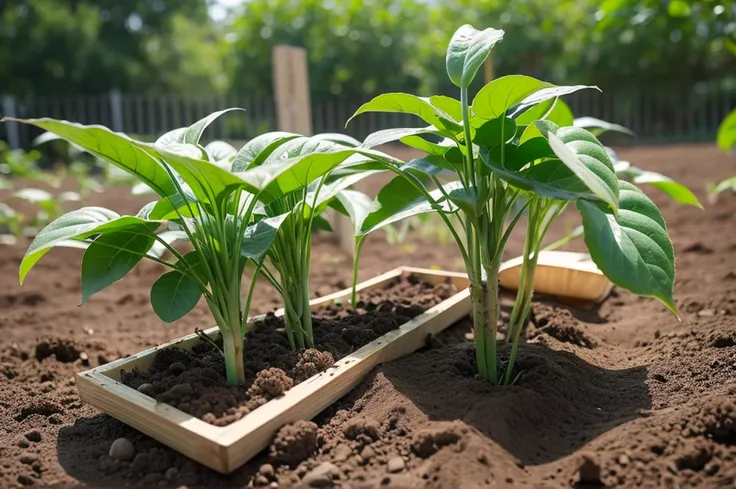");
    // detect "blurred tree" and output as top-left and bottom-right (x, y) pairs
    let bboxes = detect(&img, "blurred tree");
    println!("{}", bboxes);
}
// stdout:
(0, 0), (227, 96)
(226, 0), (429, 100)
